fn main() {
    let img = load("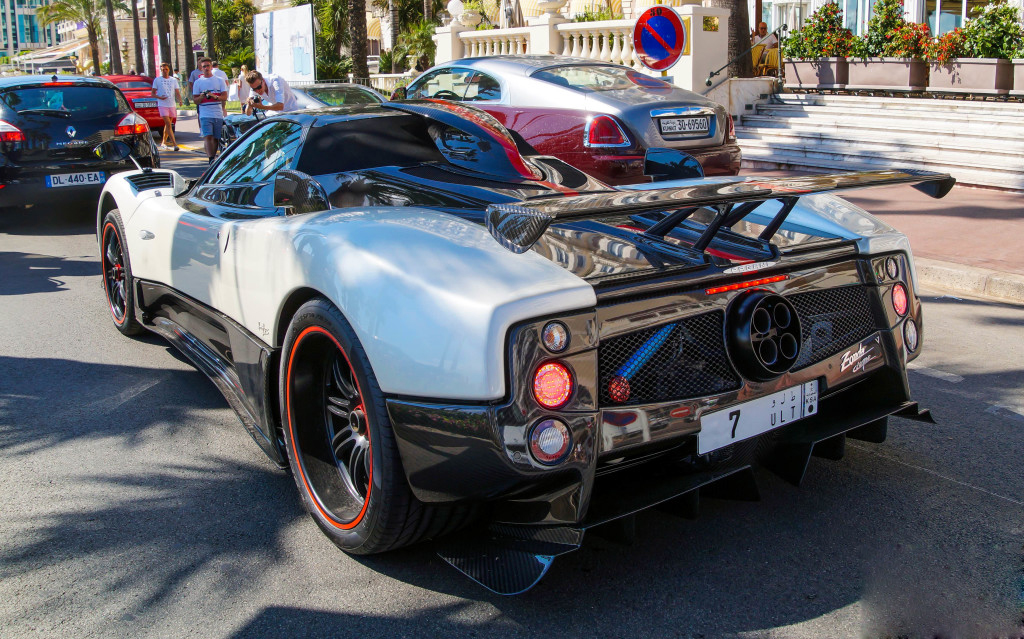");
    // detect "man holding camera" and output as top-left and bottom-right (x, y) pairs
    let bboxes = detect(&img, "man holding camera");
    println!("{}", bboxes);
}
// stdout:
(192, 57), (229, 164)
(243, 70), (298, 116)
